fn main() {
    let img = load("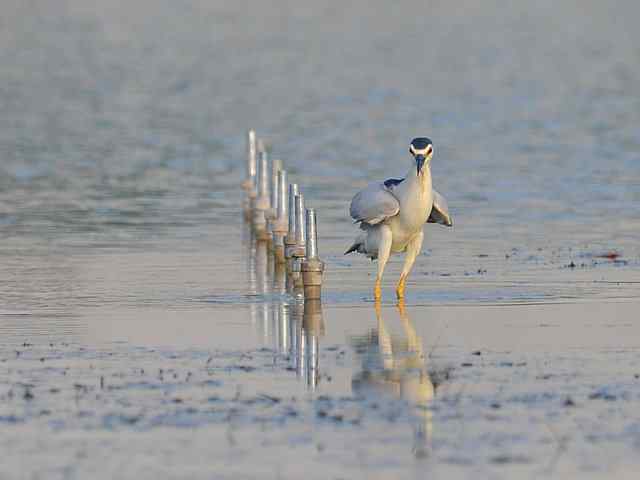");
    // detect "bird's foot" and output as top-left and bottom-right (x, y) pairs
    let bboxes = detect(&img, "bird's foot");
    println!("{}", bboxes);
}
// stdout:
(395, 276), (406, 300)
(374, 280), (382, 301)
